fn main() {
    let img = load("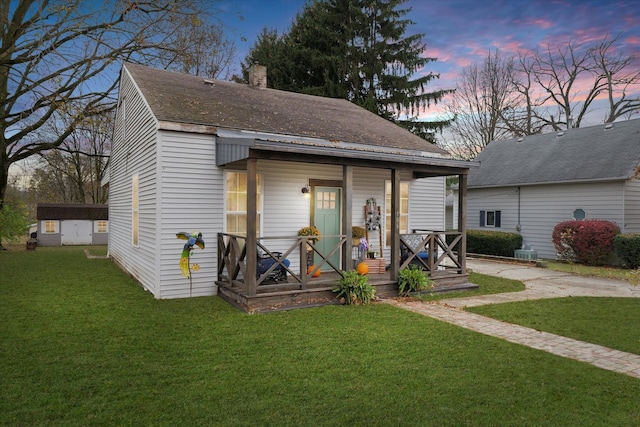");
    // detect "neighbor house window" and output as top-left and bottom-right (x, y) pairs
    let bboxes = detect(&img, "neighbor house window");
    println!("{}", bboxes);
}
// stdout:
(43, 220), (58, 234)
(225, 171), (261, 235)
(573, 209), (586, 220)
(385, 181), (409, 245)
(480, 210), (501, 228)
(132, 174), (139, 246)
(95, 220), (108, 233)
